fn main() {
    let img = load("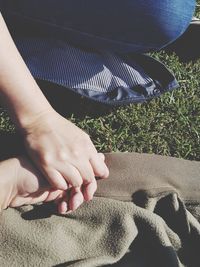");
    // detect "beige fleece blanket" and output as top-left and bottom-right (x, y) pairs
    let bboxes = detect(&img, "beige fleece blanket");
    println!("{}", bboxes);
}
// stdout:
(0, 152), (200, 267)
